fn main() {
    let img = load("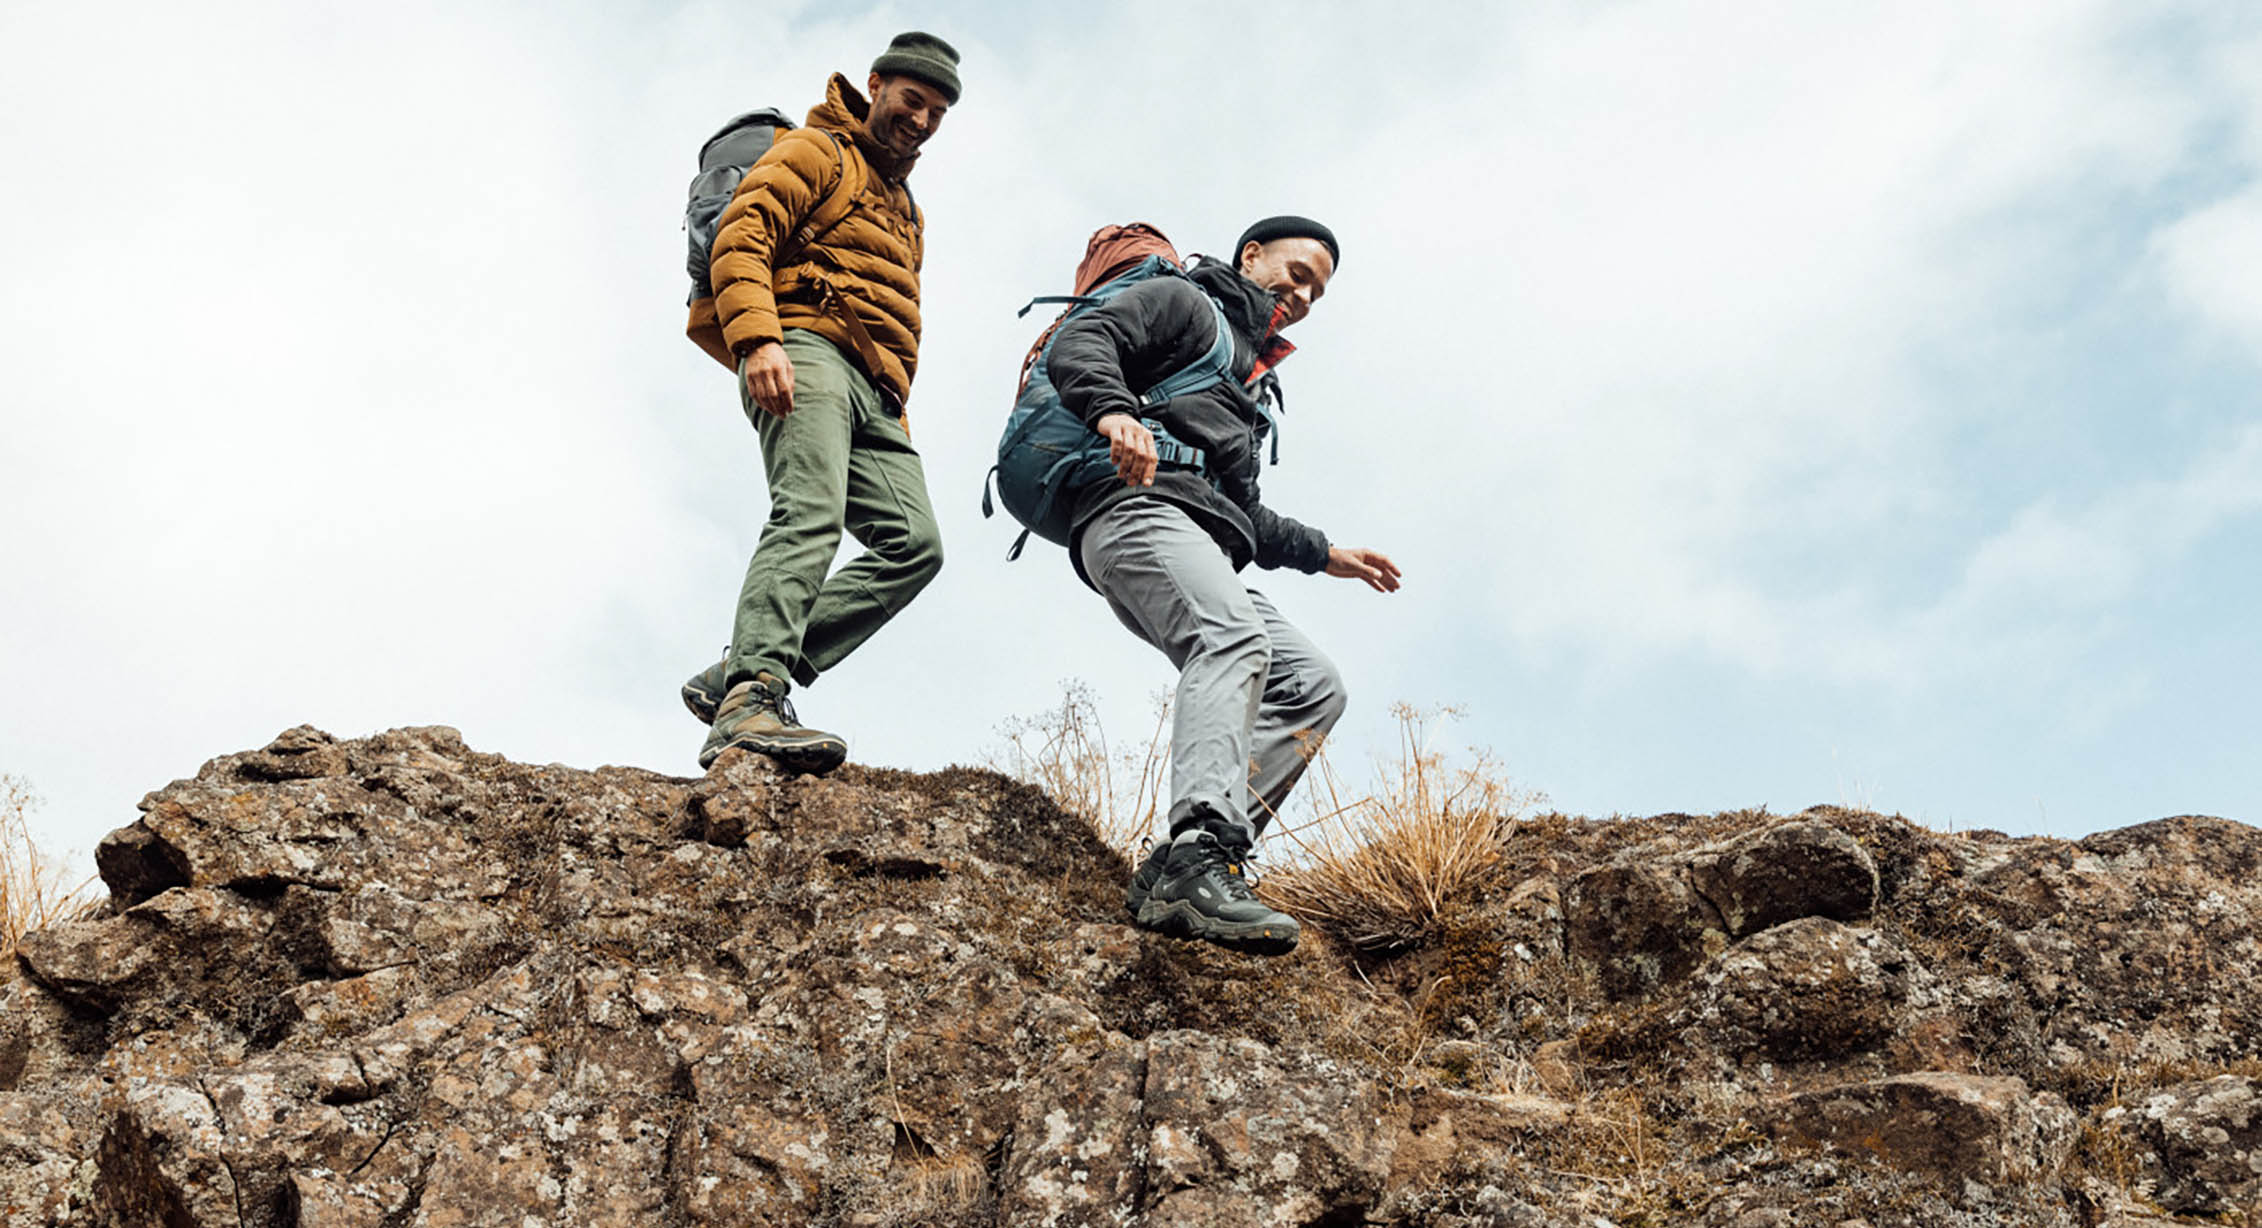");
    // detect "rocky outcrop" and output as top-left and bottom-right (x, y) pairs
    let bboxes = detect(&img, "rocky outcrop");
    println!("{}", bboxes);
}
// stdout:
(2119, 1074), (2262, 1216)
(1564, 819), (1879, 1001)
(1778, 1071), (2078, 1184)
(1, 731), (2258, 1226)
